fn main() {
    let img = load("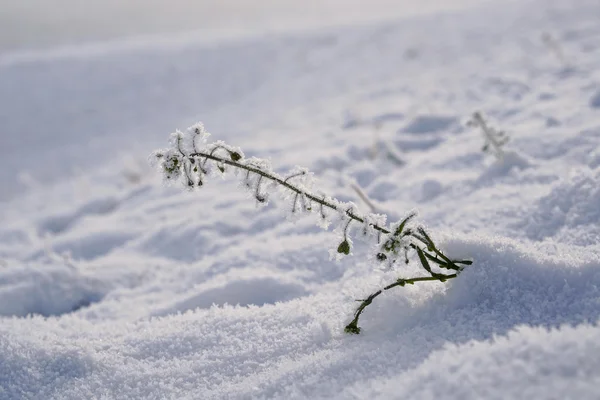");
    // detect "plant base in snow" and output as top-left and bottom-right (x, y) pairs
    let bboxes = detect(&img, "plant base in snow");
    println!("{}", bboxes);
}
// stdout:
(344, 274), (457, 334)
(151, 123), (472, 334)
